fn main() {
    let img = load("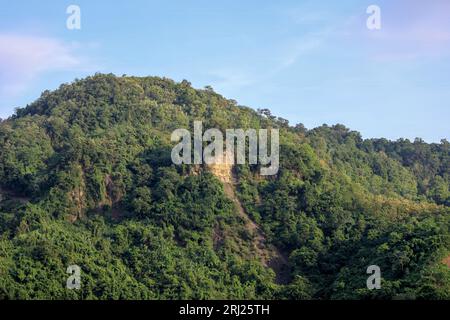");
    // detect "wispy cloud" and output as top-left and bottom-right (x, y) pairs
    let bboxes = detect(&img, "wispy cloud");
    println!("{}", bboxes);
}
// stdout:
(208, 68), (256, 90)
(208, 32), (328, 91)
(279, 33), (327, 69)
(0, 34), (92, 96)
